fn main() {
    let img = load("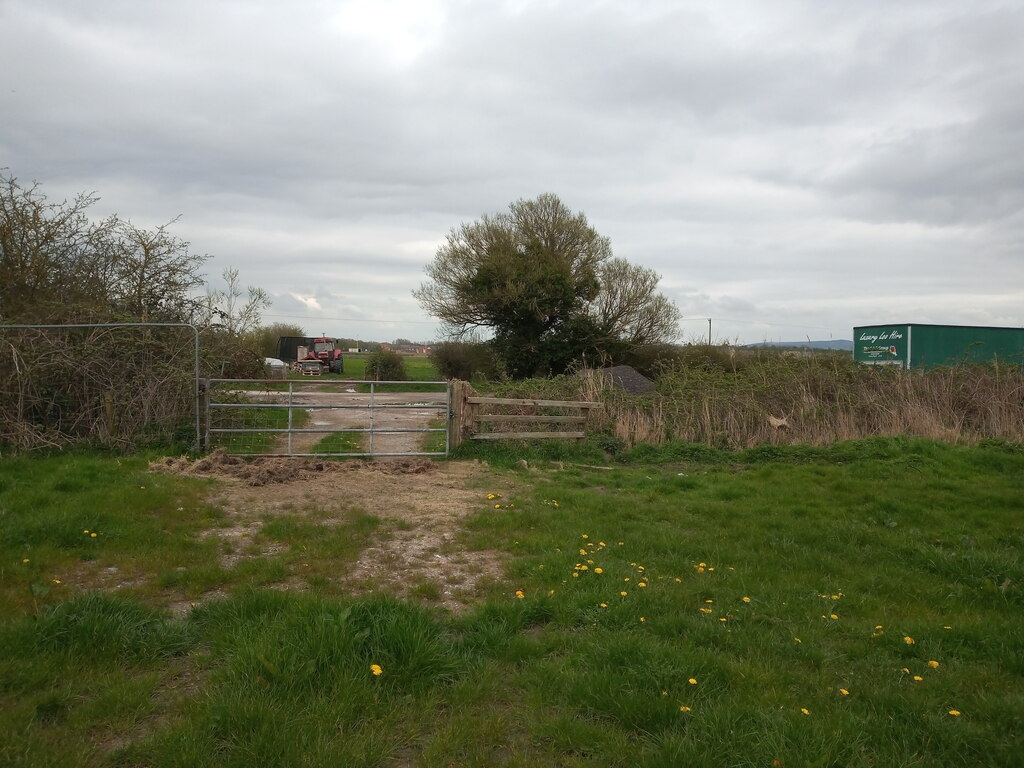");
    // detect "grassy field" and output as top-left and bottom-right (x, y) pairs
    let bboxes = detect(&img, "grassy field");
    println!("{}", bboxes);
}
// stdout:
(1, 439), (1021, 766)
(285, 354), (440, 384)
